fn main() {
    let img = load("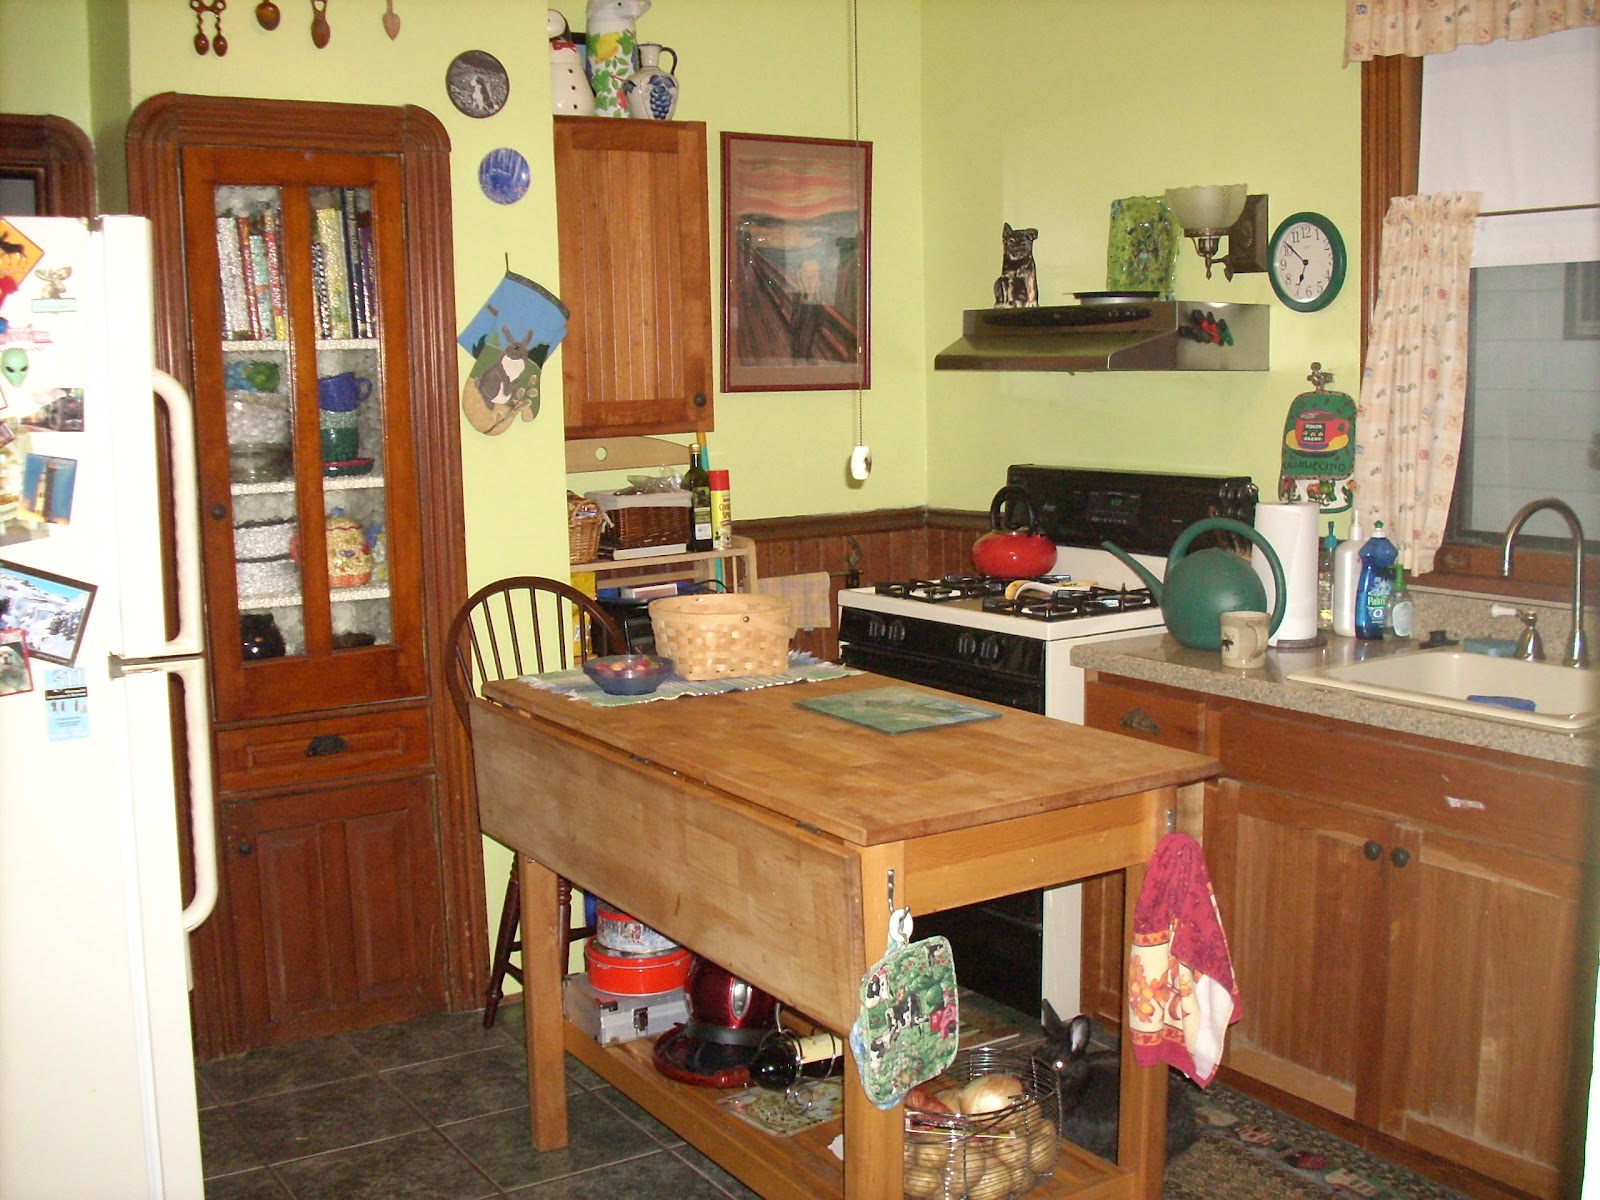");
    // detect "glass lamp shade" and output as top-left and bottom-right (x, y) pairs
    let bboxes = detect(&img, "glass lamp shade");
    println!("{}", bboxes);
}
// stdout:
(1163, 184), (1248, 234)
